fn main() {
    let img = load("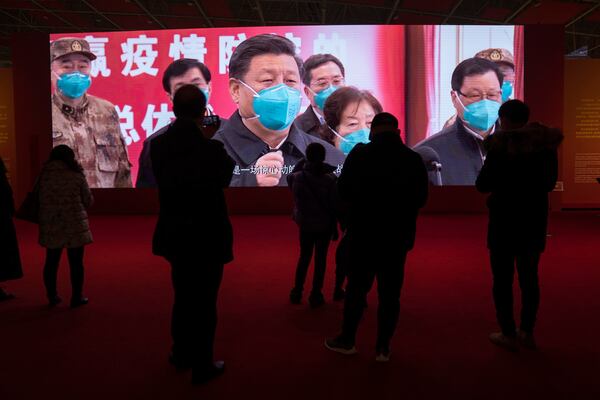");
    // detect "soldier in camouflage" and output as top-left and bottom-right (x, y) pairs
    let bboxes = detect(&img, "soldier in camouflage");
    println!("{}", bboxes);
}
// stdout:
(51, 37), (132, 188)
